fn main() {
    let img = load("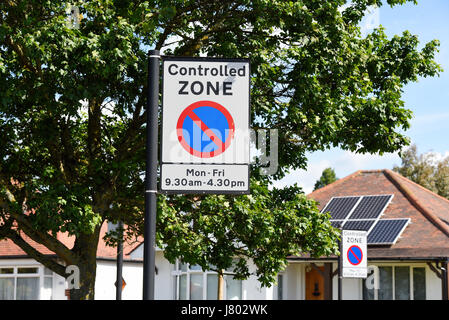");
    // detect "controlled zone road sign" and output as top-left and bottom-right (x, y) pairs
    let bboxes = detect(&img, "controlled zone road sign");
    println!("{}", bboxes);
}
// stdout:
(342, 230), (367, 278)
(161, 57), (250, 194)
